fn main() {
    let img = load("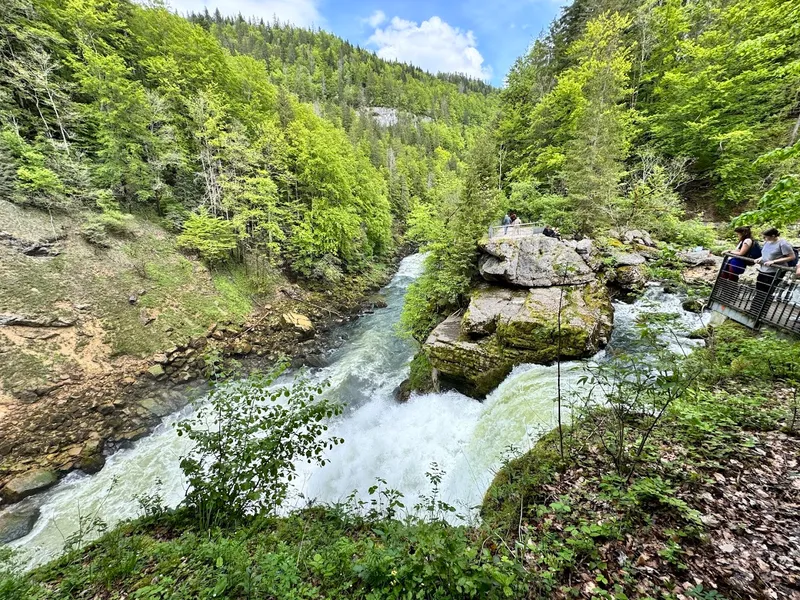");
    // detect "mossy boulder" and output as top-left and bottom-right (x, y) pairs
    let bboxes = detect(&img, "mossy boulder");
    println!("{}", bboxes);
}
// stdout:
(1, 469), (57, 503)
(480, 427), (564, 529)
(395, 352), (436, 402)
(610, 264), (648, 294)
(424, 282), (613, 398)
(494, 282), (613, 360)
(425, 315), (512, 398)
